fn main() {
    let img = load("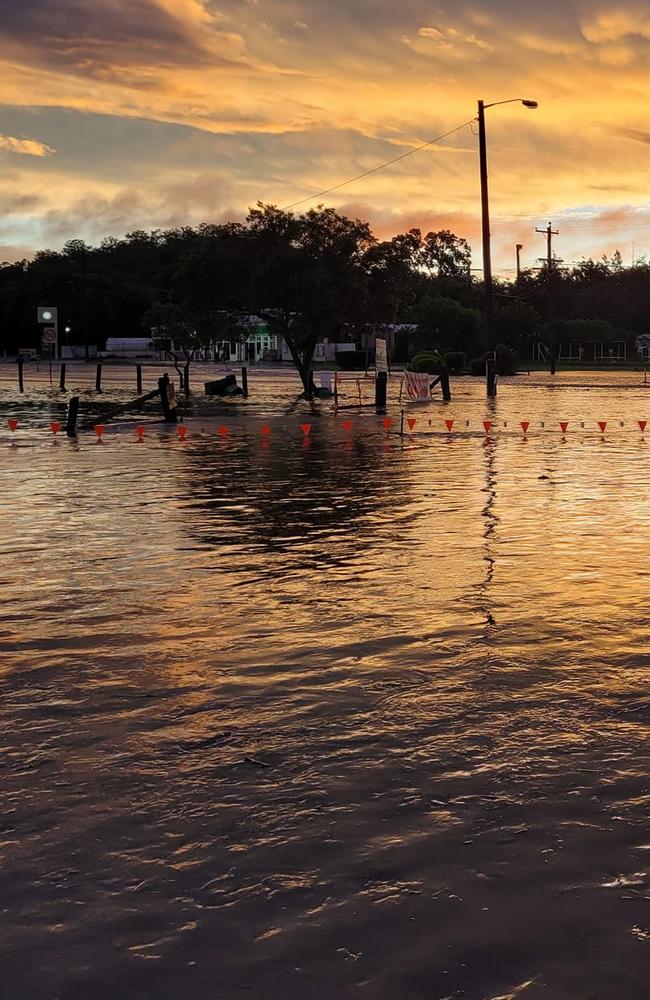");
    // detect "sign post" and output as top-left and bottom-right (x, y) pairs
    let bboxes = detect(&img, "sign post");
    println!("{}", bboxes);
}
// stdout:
(37, 307), (58, 359)
(375, 337), (388, 373)
(41, 326), (57, 383)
